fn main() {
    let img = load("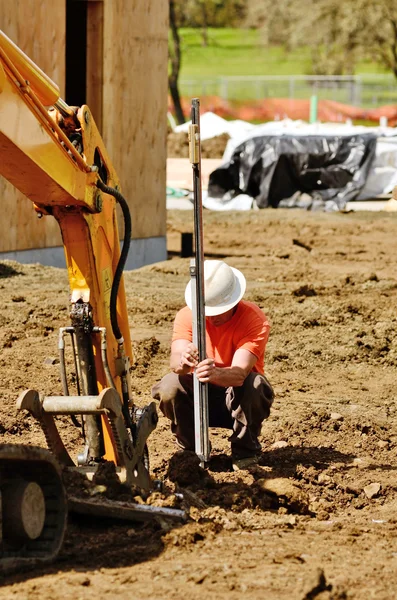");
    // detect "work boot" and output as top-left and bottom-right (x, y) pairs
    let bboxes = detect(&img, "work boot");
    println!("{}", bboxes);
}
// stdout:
(231, 454), (258, 471)
(231, 446), (260, 471)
